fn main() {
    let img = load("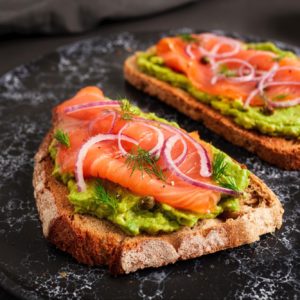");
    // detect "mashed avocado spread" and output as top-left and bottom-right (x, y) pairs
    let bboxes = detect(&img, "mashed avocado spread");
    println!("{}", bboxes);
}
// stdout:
(50, 106), (249, 235)
(136, 42), (300, 138)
